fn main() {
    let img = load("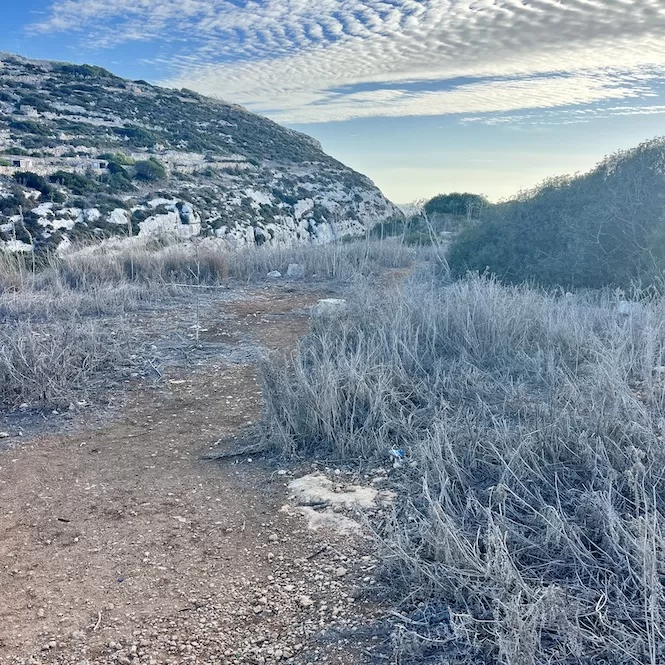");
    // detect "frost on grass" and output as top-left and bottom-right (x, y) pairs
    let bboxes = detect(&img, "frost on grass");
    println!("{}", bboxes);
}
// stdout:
(261, 274), (665, 664)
